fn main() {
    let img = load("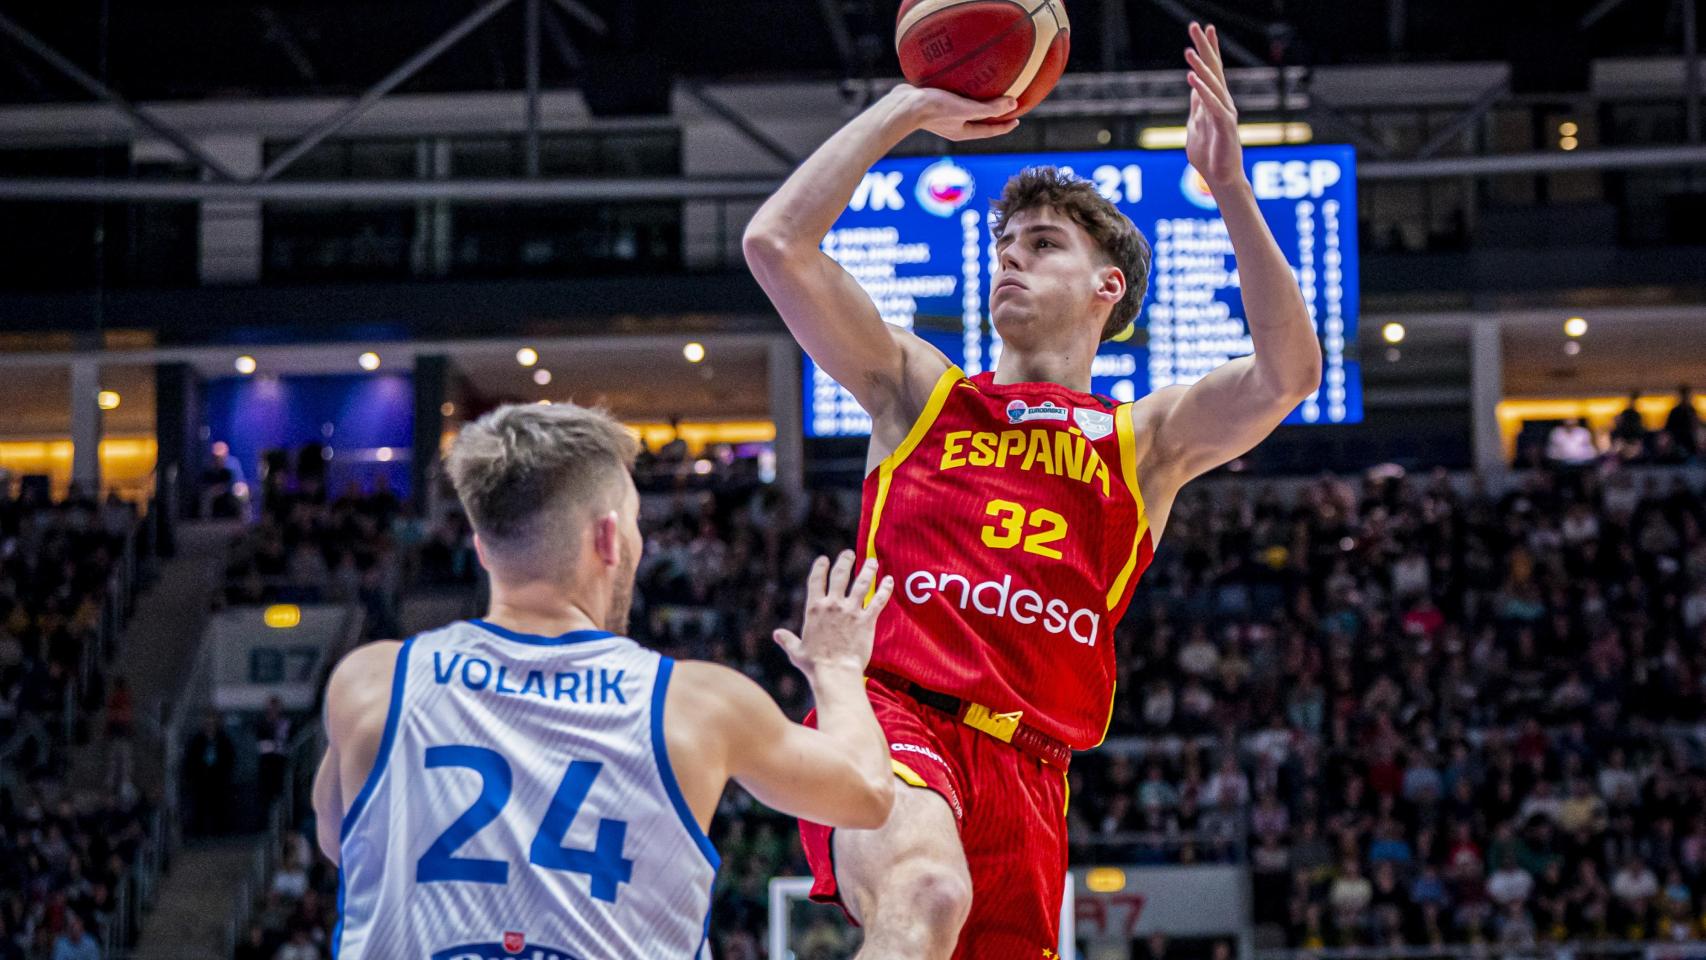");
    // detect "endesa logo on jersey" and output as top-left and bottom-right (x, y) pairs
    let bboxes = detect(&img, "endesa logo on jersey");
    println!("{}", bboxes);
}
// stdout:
(430, 942), (583, 960)
(915, 158), (975, 217)
(904, 569), (1101, 646)
(1005, 399), (1069, 425)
